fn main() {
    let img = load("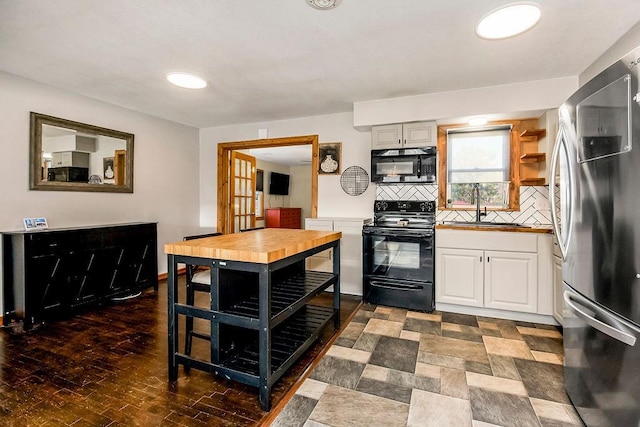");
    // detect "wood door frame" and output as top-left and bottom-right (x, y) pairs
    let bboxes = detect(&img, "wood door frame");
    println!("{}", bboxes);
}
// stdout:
(230, 151), (257, 233)
(217, 135), (319, 235)
(114, 149), (126, 185)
